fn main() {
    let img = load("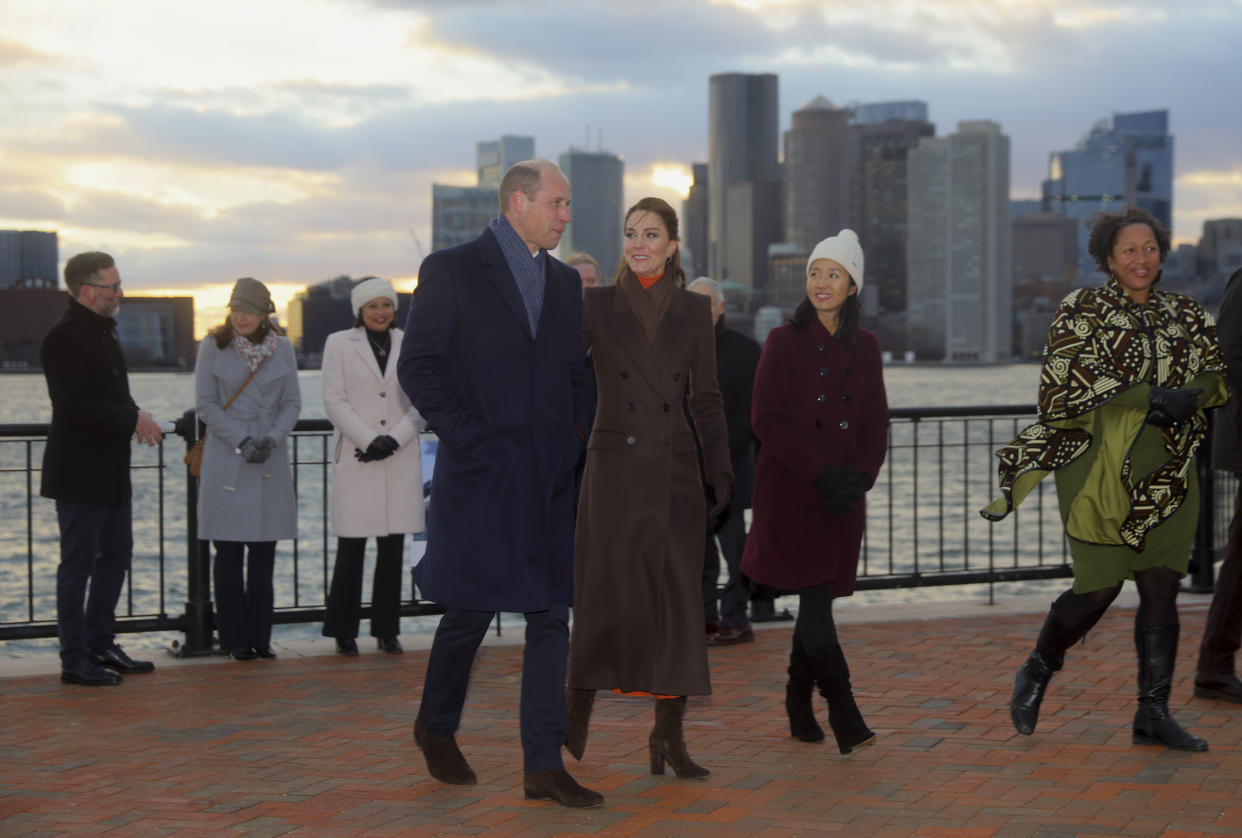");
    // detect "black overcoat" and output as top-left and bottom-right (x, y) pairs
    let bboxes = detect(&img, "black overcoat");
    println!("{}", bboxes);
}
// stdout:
(1213, 268), (1242, 474)
(715, 318), (761, 508)
(39, 299), (139, 506)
